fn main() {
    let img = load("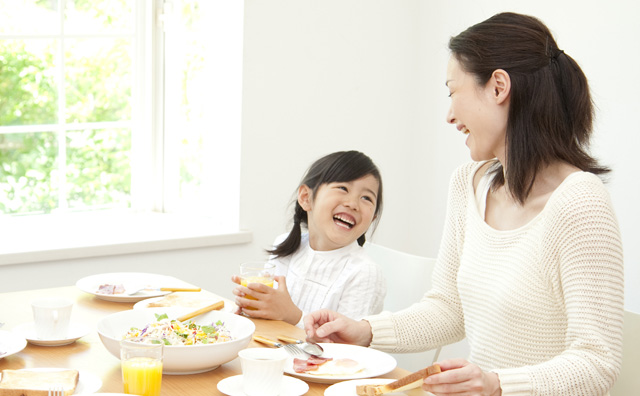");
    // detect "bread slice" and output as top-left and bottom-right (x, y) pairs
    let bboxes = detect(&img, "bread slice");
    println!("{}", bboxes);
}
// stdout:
(356, 364), (441, 395)
(0, 369), (79, 396)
